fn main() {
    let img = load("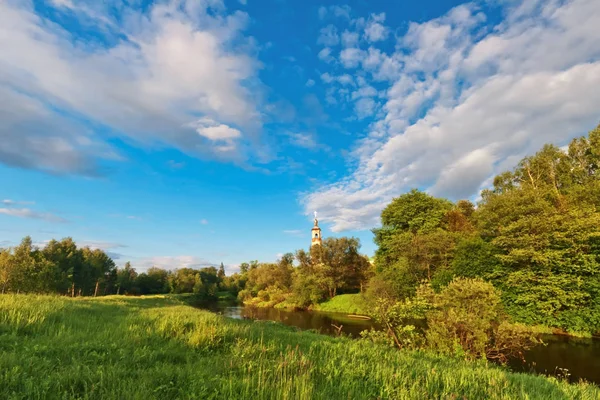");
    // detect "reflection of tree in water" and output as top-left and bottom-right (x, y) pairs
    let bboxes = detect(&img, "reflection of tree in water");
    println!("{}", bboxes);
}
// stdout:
(233, 306), (377, 337)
